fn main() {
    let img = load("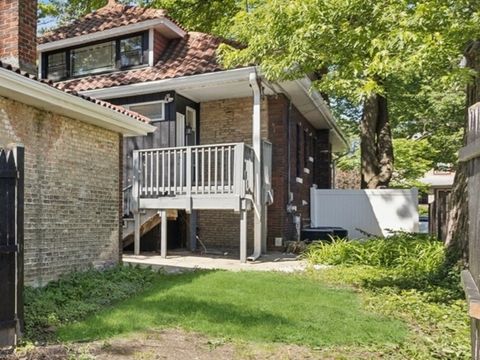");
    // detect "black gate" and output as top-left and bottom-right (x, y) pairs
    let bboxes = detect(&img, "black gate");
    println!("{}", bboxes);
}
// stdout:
(0, 146), (24, 348)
